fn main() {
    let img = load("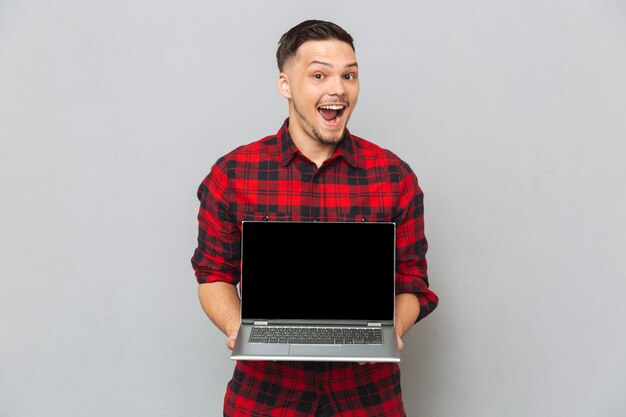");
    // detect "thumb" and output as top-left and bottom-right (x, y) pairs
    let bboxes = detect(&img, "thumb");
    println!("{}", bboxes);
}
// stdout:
(396, 333), (404, 352)
(226, 330), (238, 350)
